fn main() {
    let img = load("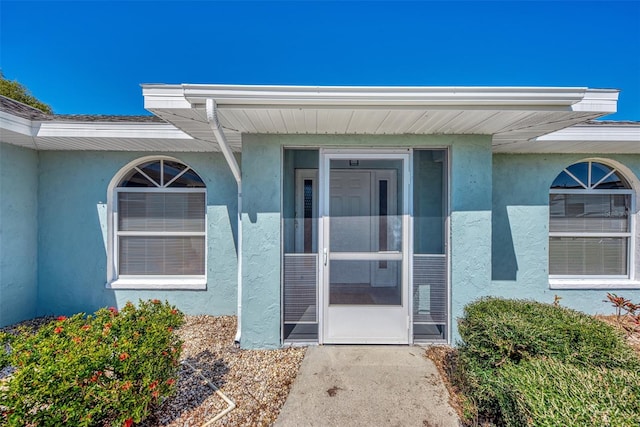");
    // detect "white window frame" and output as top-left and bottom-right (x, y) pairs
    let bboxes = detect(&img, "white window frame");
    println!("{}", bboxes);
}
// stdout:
(549, 160), (639, 289)
(106, 156), (207, 290)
